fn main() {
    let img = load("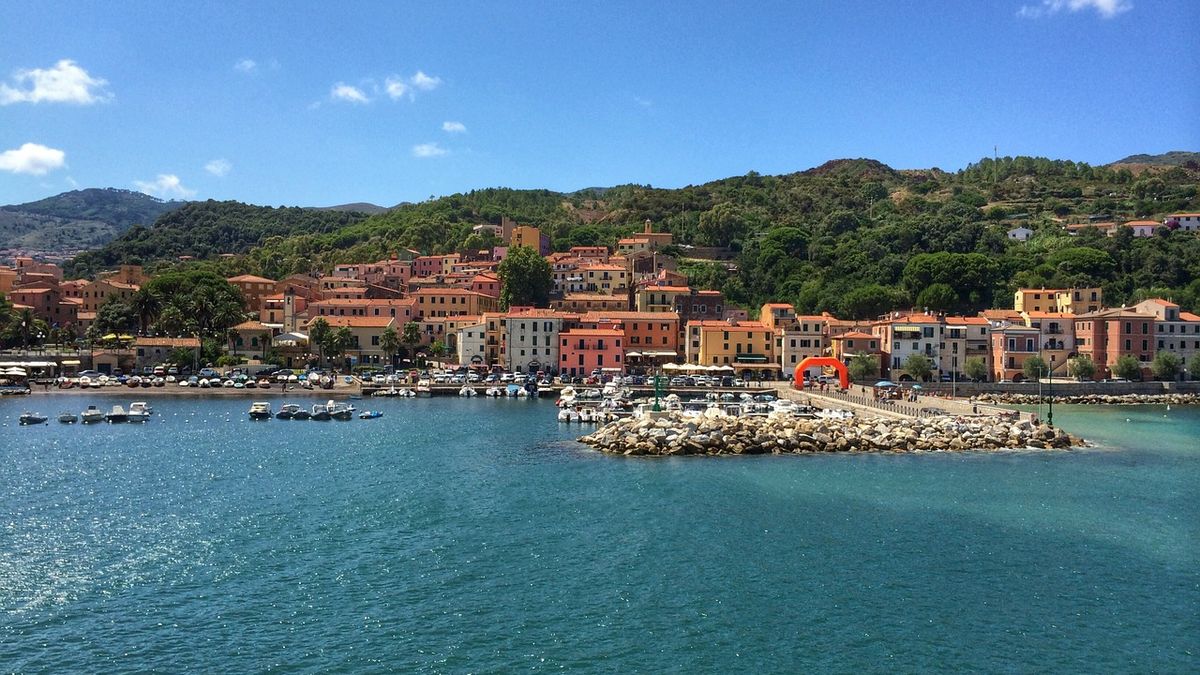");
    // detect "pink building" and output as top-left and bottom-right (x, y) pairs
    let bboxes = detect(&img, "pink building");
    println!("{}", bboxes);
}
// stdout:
(559, 326), (625, 377)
